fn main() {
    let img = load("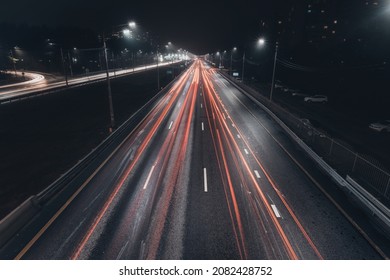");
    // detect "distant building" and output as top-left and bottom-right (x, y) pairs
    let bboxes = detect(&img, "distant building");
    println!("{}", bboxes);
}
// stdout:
(274, 0), (389, 65)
